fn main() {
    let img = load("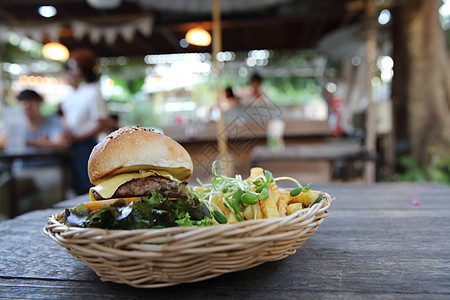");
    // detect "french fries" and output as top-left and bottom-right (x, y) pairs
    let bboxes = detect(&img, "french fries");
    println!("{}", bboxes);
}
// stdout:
(199, 166), (324, 224)
(210, 194), (229, 213)
(289, 190), (320, 207)
(249, 167), (280, 219)
(271, 183), (287, 217)
(264, 184), (282, 218)
(227, 211), (239, 224)
(287, 203), (304, 215)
